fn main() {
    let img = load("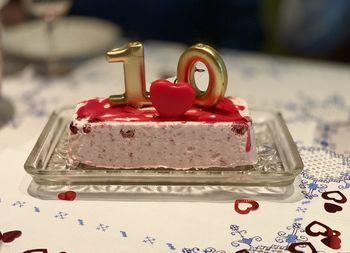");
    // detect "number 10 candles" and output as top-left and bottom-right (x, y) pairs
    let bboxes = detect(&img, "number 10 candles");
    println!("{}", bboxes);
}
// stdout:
(106, 42), (227, 109)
